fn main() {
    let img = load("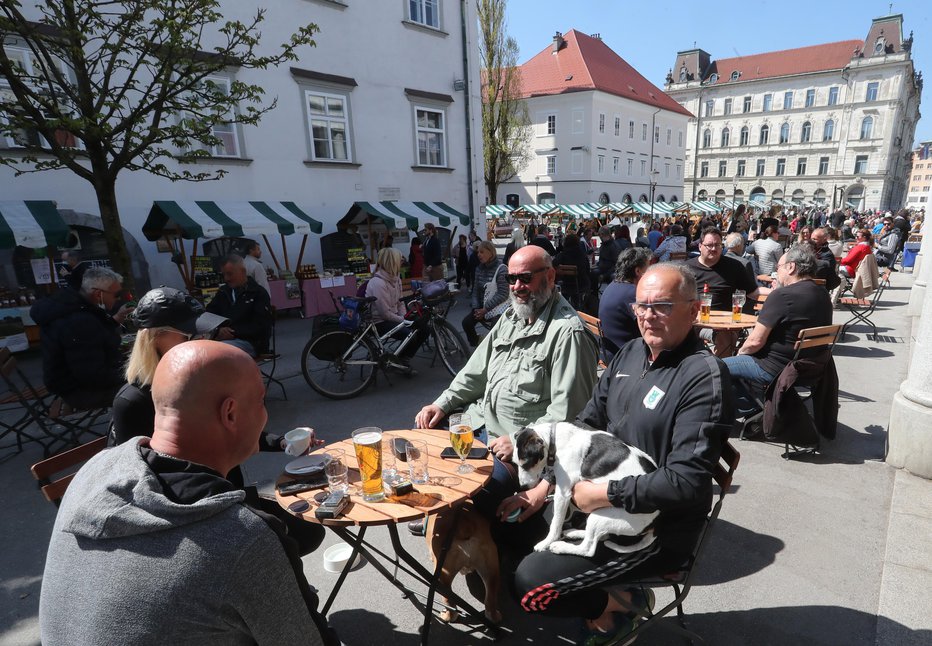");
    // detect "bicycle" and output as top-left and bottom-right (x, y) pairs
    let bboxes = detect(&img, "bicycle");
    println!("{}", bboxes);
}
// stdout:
(301, 290), (470, 399)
